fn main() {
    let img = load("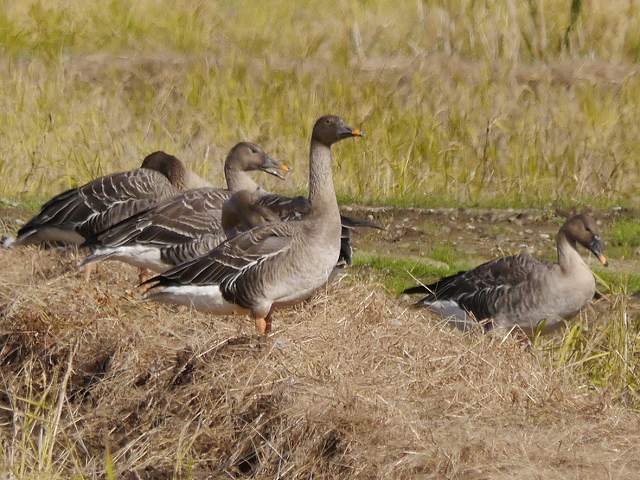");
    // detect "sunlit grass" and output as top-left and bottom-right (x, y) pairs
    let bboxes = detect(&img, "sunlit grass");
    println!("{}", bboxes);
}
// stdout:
(1, 1), (640, 207)
(357, 253), (640, 406)
(353, 251), (471, 294)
